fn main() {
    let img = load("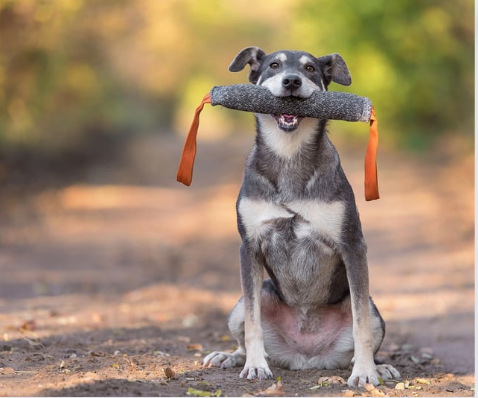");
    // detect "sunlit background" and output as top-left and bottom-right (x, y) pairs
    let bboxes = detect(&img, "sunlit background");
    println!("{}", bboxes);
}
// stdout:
(0, 0), (473, 155)
(0, 1), (474, 395)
